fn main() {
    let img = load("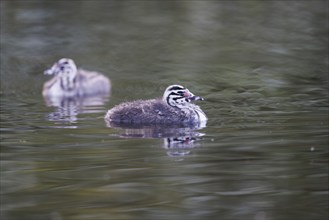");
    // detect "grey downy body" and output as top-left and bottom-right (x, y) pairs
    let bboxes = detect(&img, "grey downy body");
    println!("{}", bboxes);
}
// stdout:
(42, 58), (111, 98)
(105, 85), (207, 127)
